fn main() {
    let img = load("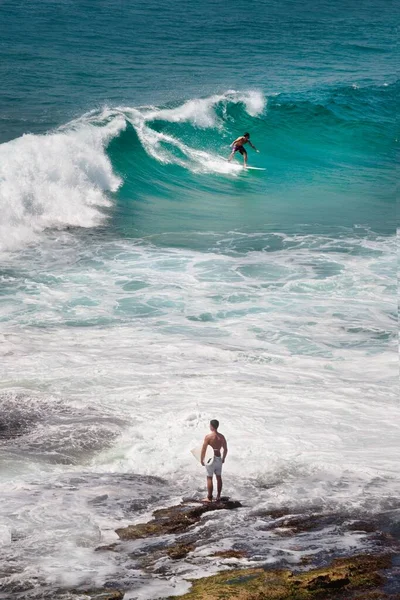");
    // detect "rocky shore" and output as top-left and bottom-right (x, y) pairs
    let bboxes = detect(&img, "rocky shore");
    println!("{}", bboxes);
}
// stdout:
(2, 498), (398, 600)
(93, 498), (397, 600)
